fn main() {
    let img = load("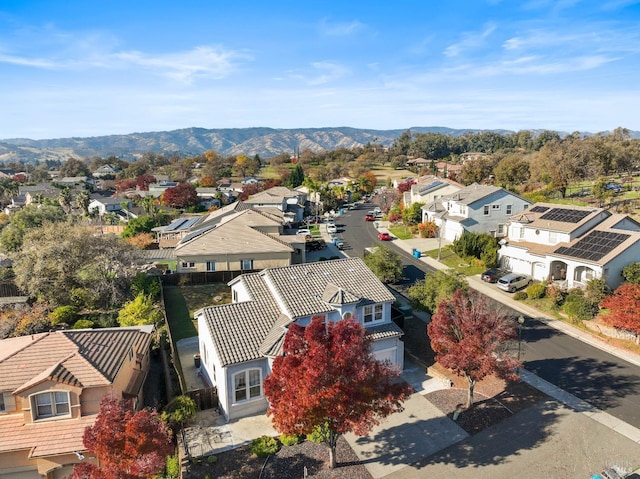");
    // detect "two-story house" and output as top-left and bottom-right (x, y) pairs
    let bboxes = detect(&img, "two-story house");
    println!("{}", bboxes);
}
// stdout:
(403, 175), (462, 208)
(422, 184), (531, 242)
(499, 203), (640, 290)
(0, 326), (154, 479)
(242, 186), (305, 223)
(195, 257), (404, 421)
(174, 209), (305, 273)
